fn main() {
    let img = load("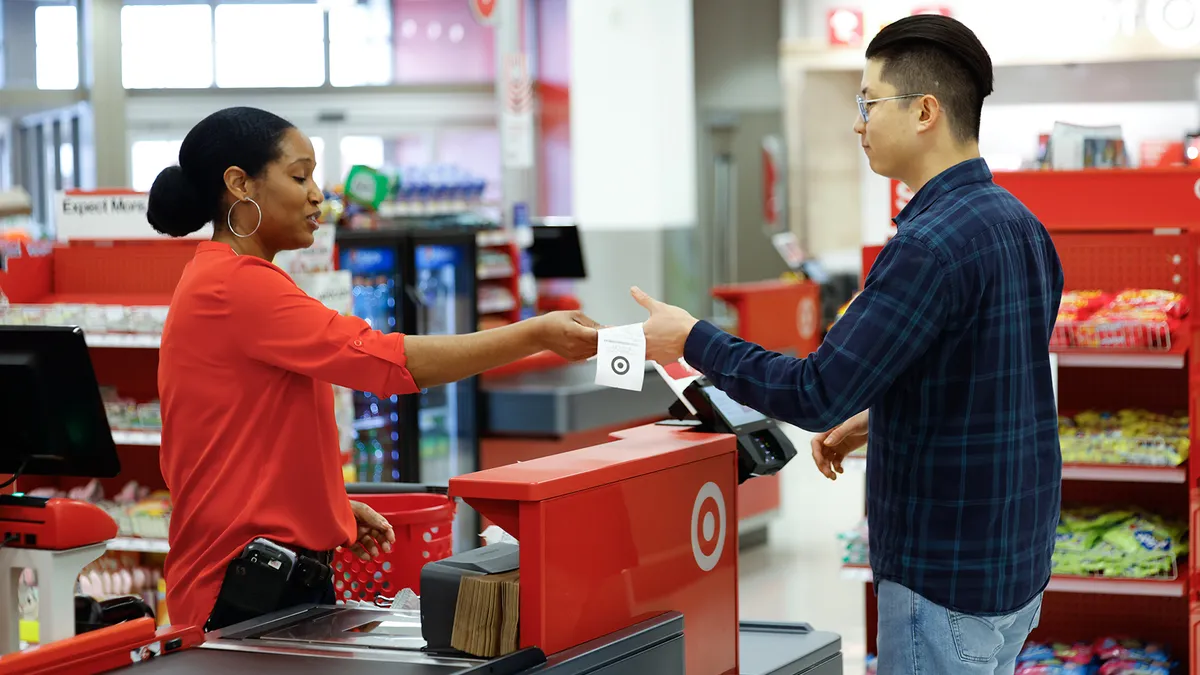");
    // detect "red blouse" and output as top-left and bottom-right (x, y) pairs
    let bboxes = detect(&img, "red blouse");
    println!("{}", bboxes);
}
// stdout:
(158, 241), (419, 629)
